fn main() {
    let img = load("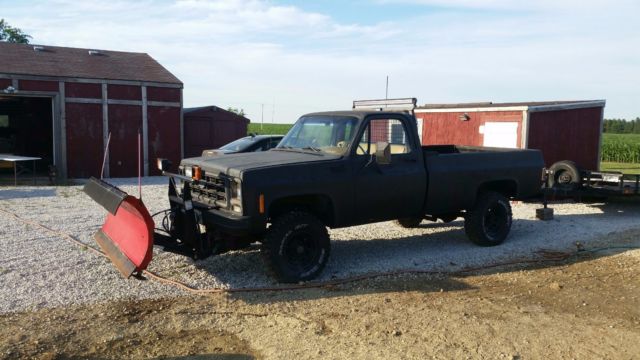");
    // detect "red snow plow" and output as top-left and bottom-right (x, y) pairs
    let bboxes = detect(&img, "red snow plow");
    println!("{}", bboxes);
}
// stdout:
(83, 177), (155, 277)
(84, 169), (231, 278)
